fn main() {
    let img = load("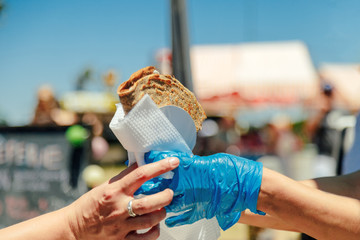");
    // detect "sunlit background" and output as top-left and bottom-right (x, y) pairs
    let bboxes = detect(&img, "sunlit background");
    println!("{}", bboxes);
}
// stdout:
(1, 0), (360, 239)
